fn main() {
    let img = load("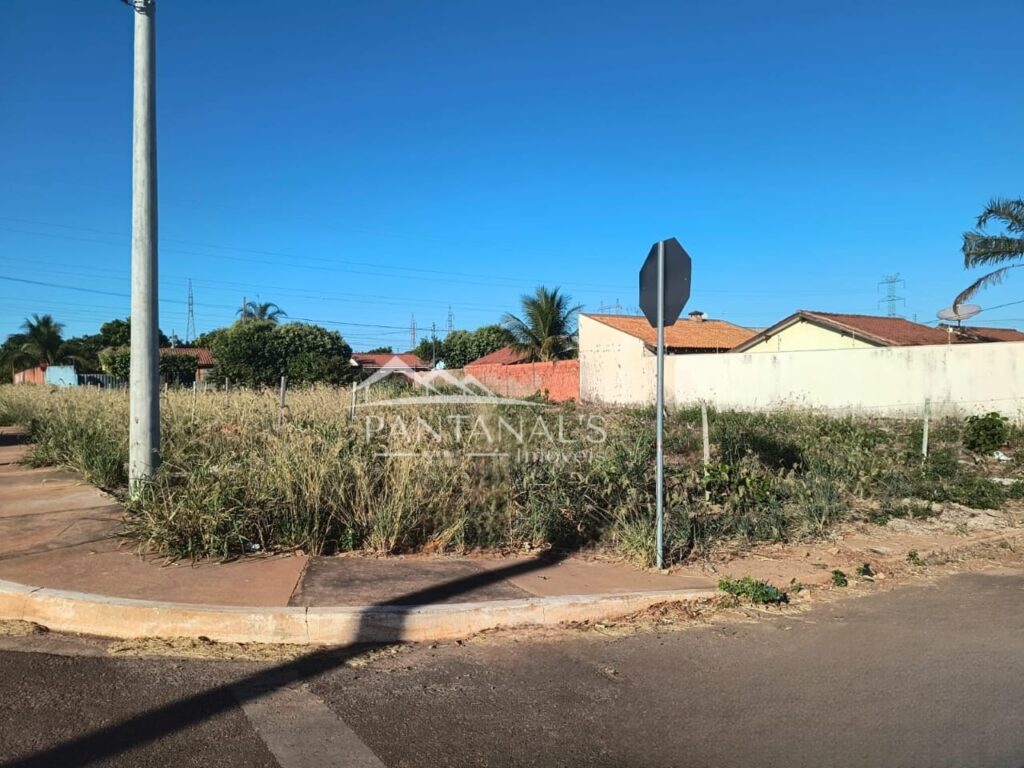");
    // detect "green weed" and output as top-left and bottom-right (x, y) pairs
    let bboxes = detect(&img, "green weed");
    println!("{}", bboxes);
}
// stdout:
(718, 576), (788, 604)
